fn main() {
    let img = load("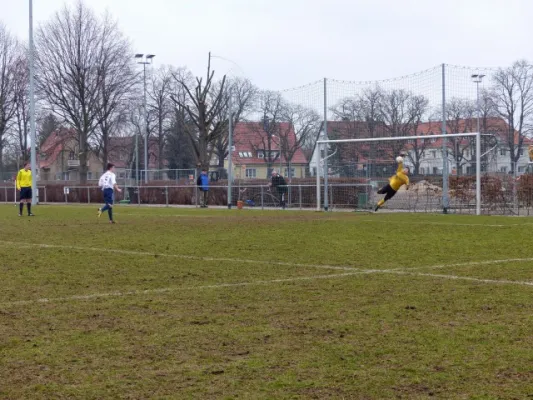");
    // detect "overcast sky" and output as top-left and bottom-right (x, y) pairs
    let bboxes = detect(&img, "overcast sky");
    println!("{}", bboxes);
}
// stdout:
(2, 0), (532, 90)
